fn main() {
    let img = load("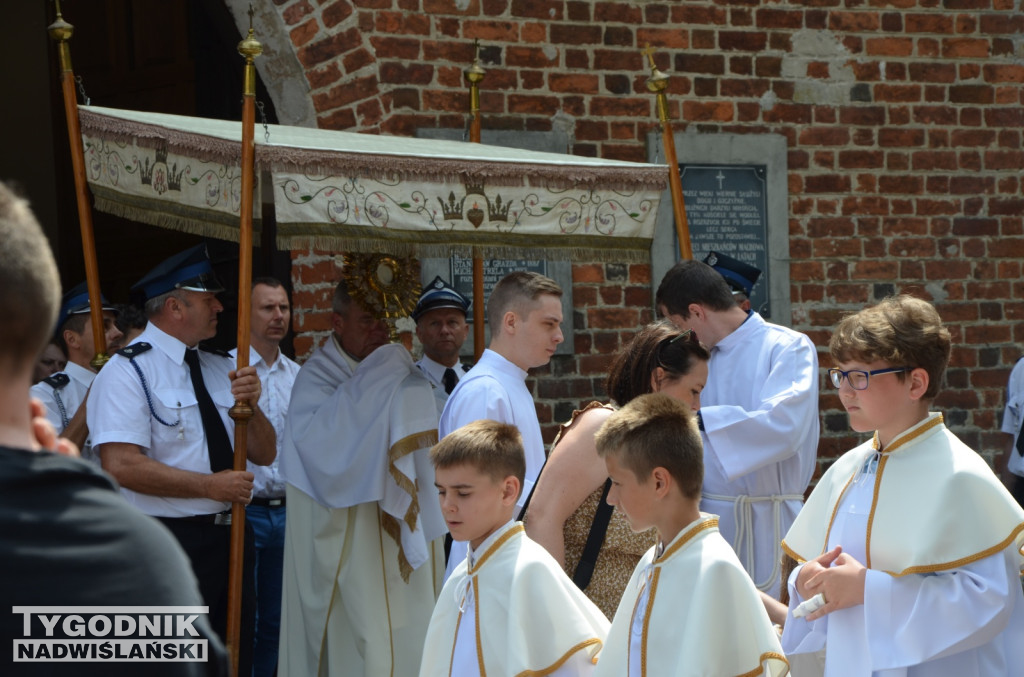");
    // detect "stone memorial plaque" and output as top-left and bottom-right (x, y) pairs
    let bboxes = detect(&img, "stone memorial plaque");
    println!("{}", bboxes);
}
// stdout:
(448, 255), (548, 322)
(679, 164), (771, 316)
